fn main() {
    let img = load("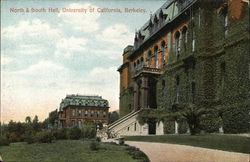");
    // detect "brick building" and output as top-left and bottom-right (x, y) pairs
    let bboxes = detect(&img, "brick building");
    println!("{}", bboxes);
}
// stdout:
(58, 95), (109, 128)
(109, 0), (249, 137)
